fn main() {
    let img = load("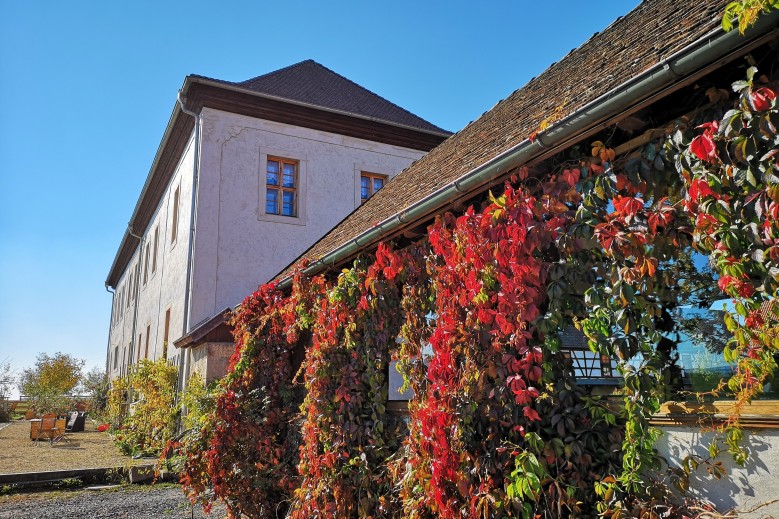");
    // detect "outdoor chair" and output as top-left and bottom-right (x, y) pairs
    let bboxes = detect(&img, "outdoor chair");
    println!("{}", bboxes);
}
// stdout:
(51, 412), (78, 445)
(34, 414), (60, 446)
